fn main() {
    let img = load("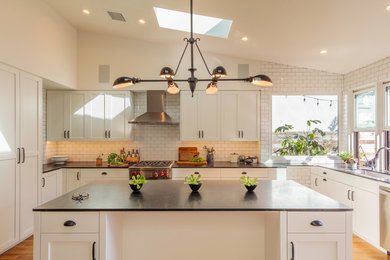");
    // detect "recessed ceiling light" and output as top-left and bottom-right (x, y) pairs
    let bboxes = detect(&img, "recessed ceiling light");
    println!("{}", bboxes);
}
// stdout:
(138, 19), (146, 24)
(82, 9), (90, 15)
(320, 50), (328, 54)
(241, 36), (248, 41)
(386, 5), (390, 11)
